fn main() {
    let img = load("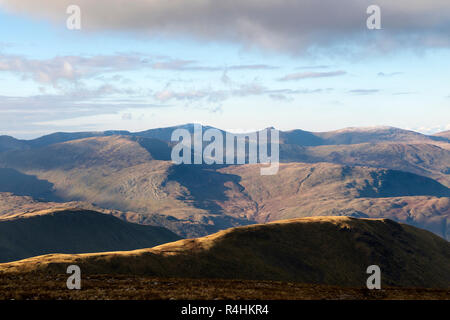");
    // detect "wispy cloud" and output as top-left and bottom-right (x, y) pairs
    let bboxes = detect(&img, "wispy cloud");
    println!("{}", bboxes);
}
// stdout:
(296, 65), (330, 70)
(392, 91), (415, 96)
(0, 53), (148, 86)
(152, 59), (218, 71)
(0, 53), (279, 87)
(0, 83), (155, 111)
(0, 91), (167, 136)
(228, 64), (278, 71)
(154, 89), (226, 103)
(378, 72), (403, 77)
(152, 59), (277, 71)
(348, 89), (380, 95)
(153, 83), (331, 103)
(278, 71), (346, 81)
